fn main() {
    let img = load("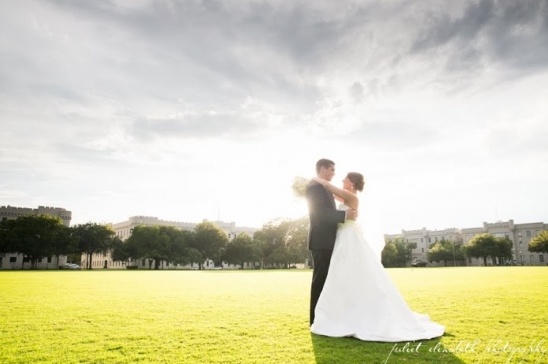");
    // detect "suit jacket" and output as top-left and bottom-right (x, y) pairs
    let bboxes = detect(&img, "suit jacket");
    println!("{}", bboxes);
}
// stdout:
(306, 180), (346, 250)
